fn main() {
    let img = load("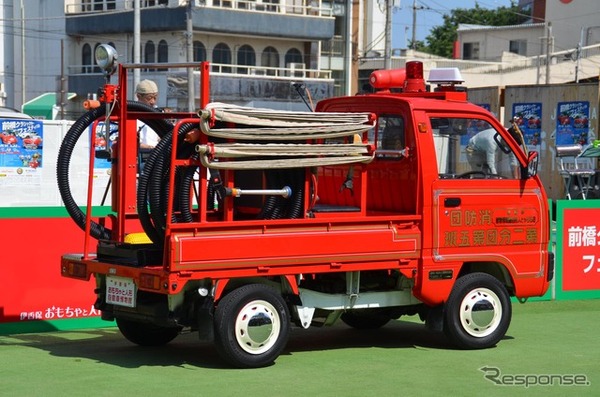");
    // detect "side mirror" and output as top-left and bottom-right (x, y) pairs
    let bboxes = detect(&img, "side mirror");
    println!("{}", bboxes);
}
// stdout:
(526, 151), (539, 178)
